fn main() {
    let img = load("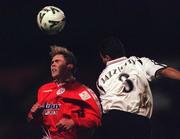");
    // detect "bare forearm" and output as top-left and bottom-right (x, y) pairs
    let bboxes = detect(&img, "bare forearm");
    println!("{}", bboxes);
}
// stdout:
(159, 67), (180, 80)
